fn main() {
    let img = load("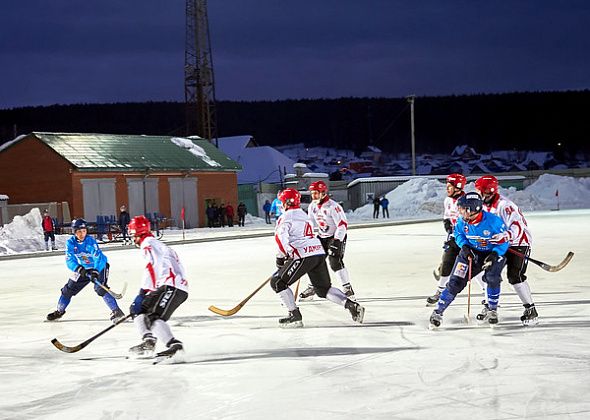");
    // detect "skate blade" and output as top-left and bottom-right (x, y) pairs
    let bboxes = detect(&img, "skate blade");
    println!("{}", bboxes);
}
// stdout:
(353, 306), (365, 324)
(428, 323), (440, 330)
(279, 321), (304, 329)
(127, 351), (155, 360)
(298, 296), (314, 302)
(522, 318), (539, 327)
(425, 301), (438, 307)
(153, 351), (185, 365)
